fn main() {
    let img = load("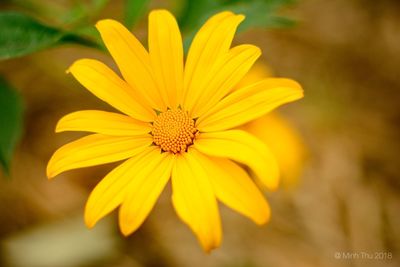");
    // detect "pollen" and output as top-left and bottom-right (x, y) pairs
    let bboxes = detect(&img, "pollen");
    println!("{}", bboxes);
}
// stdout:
(152, 109), (197, 153)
